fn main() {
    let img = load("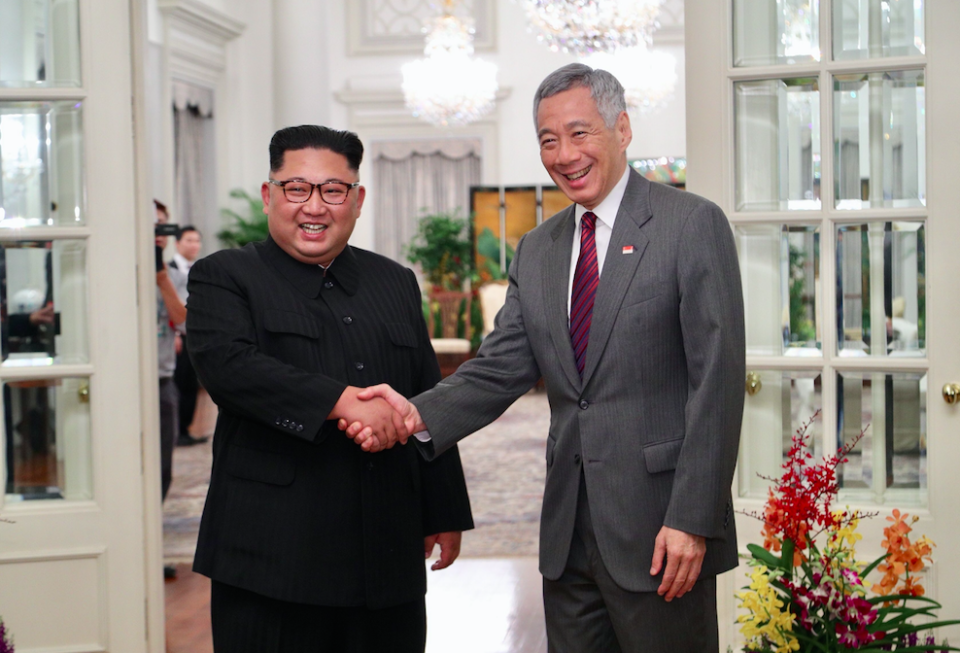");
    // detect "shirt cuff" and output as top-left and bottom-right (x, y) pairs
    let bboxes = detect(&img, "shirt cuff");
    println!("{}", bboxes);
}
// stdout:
(414, 430), (431, 442)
